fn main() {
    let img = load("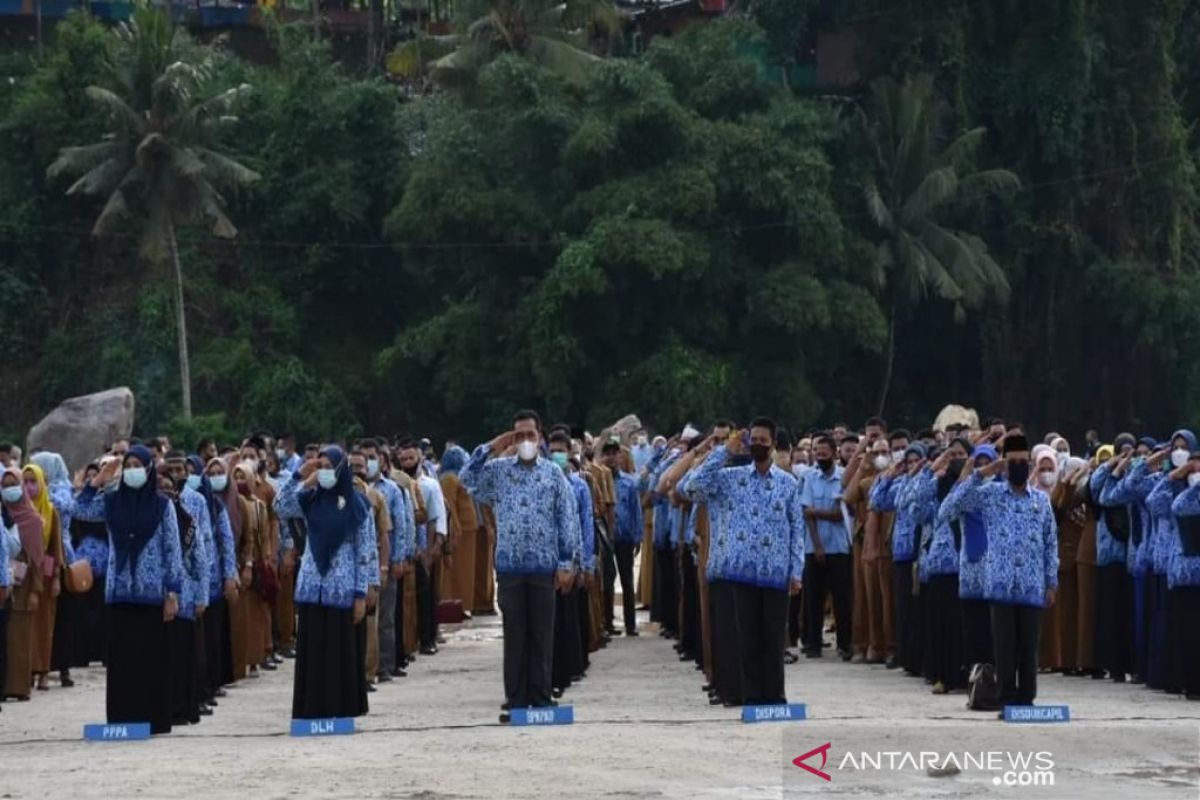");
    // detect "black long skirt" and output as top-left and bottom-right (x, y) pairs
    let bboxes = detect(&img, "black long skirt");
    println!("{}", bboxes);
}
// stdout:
(293, 603), (366, 720)
(203, 598), (230, 698)
(168, 617), (199, 725)
(107, 603), (171, 735)
(575, 585), (590, 672)
(924, 575), (965, 689)
(52, 589), (85, 672)
(82, 577), (108, 665)
(552, 590), (582, 691)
